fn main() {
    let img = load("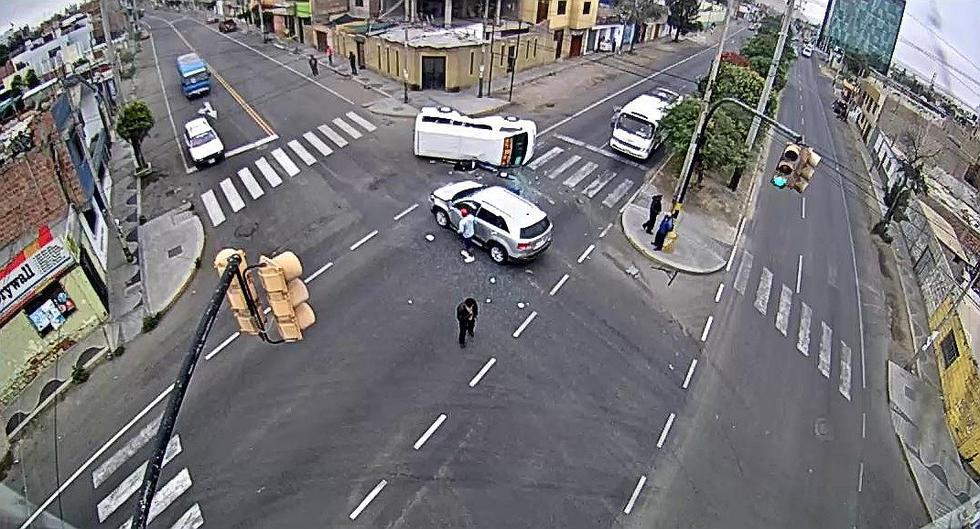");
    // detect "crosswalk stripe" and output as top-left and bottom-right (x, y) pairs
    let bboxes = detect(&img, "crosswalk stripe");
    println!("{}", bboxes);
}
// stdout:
(303, 131), (334, 156)
(317, 124), (348, 147)
(528, 146), (563, 169)
(602, 180), (634, 208)
(288, 139), (317, 166)
(754, 267), (773, 315)
(271, 147), (300, 177)
(562, 161), (598, 188)
(122, 468), (193, 528)
(582, 170), (617, 198)
(346, 111), (377, 132)
(97, 435), (182, 522)
(255, 157), (283, 187)
(734, 251), (753, 294)
(219, 178), (246, 212)
(818, 322), (832, 378)
(839, 341), (852, 400)
(237, 168), (264, 199)
(332, 117), (363, 139)
(168, 504), (204, 529)
(93, 416), (162, 489)
(200, 190), (226, 227)
(547, 154), (581, 179)
(797, 302), (812, 356)
(775, 285), (792, 336)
